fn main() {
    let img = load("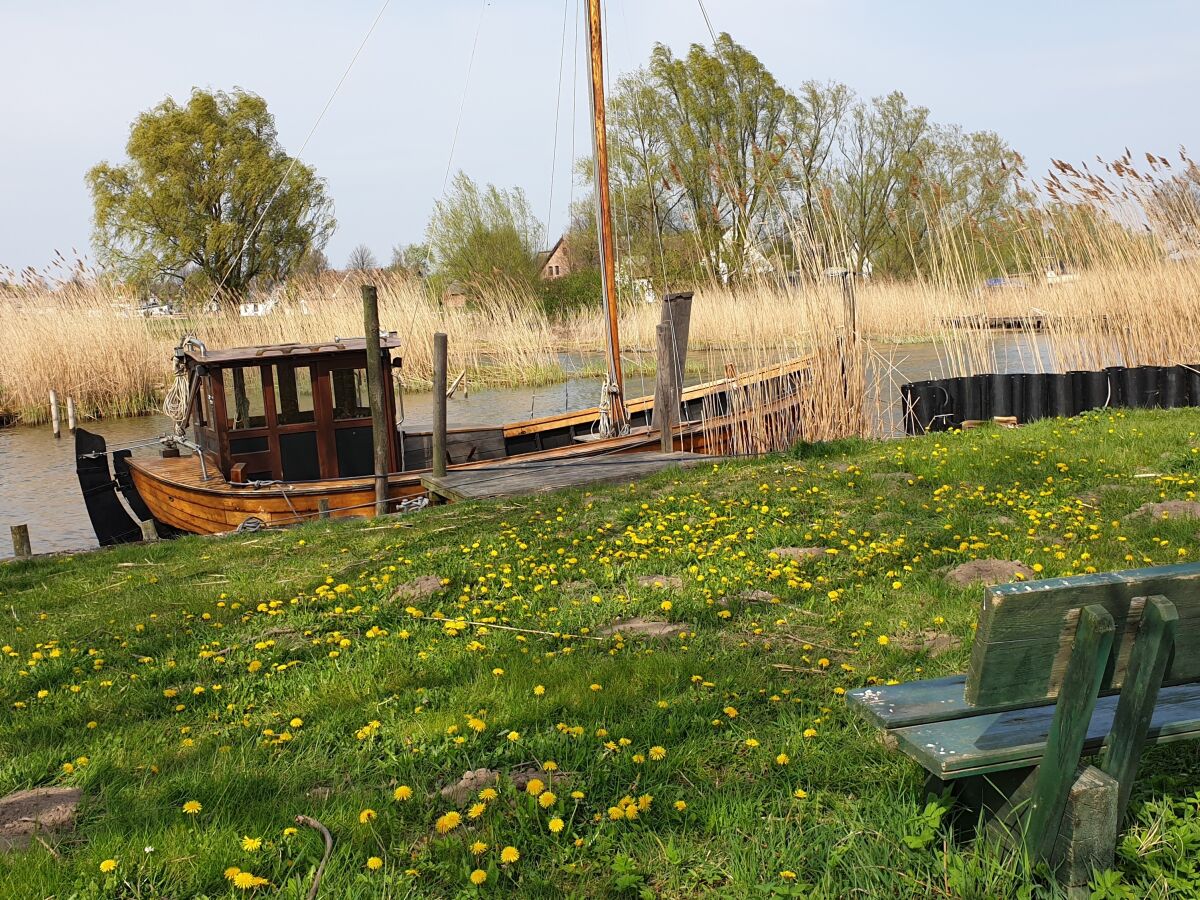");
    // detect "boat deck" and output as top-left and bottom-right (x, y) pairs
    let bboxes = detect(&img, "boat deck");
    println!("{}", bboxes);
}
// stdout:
(421, 452), (714, 502)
